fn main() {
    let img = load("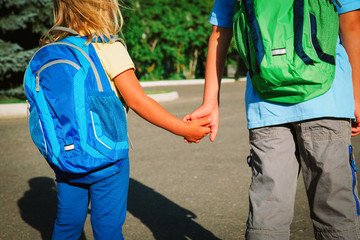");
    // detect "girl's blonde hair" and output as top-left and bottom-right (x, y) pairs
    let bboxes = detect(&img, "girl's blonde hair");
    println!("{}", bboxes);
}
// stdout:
(40, 0), (123, 46)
